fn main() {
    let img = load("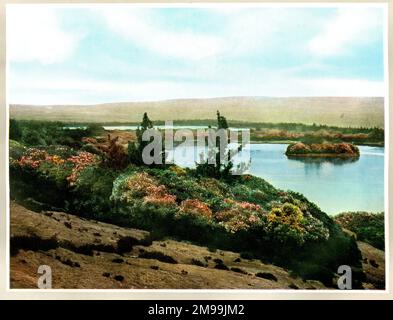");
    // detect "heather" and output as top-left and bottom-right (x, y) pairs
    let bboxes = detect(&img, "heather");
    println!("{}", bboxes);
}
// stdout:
(8, 115), (365, 286)
(9, 148), (362, 286)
